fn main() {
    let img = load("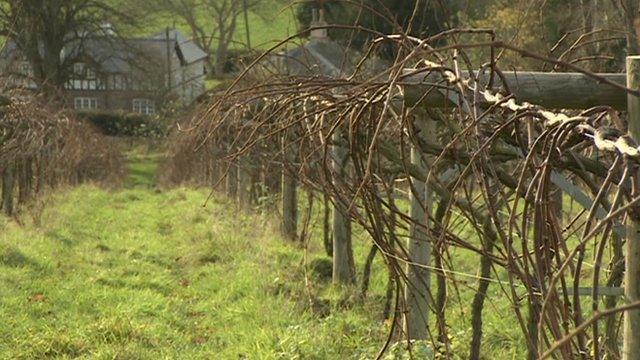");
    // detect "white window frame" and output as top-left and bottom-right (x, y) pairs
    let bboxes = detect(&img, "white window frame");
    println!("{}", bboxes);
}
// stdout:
(132, 99), (155, 115)
(109, 74), (127, 91)
(68, 63), (99, 90)
(74, 97), (98, 110)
